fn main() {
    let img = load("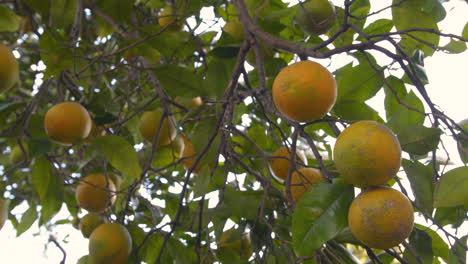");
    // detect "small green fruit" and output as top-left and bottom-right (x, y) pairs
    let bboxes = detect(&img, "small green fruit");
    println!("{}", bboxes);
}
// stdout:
(79, 213), (107, 238)
(296, 0), (336, 35)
